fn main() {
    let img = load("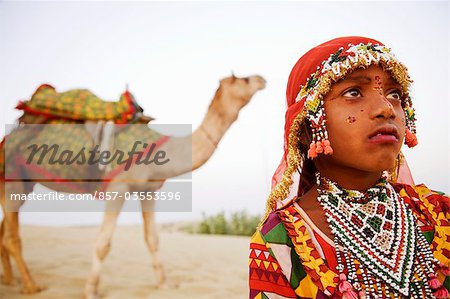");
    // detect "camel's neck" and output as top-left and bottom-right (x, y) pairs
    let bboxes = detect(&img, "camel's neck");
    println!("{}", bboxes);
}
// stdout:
(201, 89), (240, 138)
(190, 90), (242, 170)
